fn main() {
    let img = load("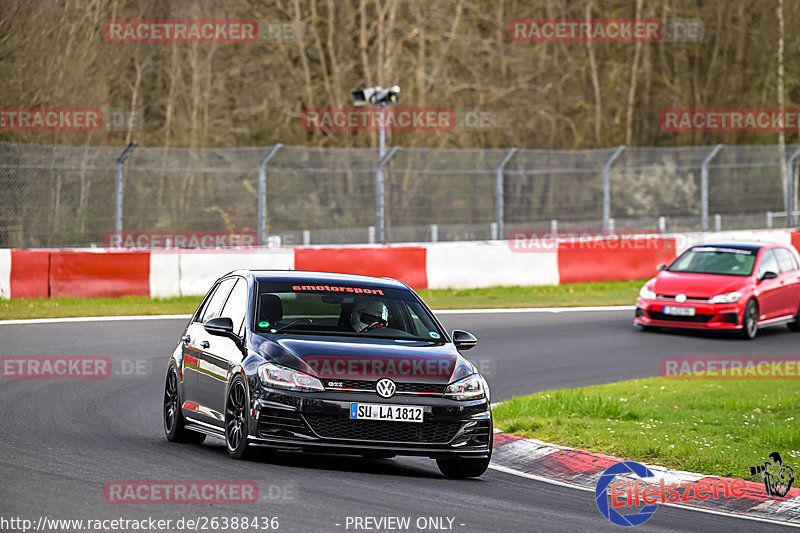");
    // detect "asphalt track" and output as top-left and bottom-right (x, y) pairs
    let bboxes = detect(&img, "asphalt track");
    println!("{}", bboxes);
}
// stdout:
(1, 309), (798, 532)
